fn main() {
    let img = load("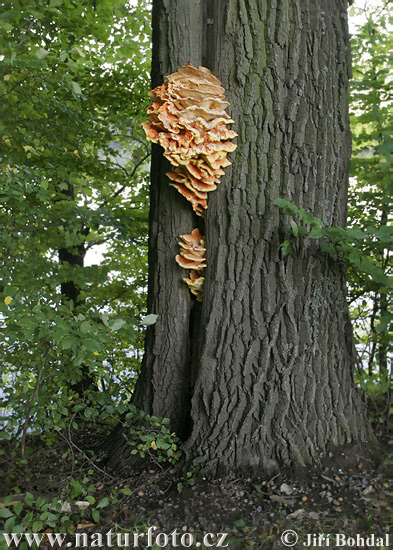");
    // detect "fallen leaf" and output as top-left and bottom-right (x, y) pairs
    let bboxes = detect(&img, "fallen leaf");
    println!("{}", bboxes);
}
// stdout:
(76, 523), (95, 530)
(279, 483), (293, 495)
(287, 509), (305, 519)
(270, 495), (296, 506)
(75, 501), (90, 509)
